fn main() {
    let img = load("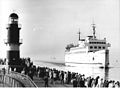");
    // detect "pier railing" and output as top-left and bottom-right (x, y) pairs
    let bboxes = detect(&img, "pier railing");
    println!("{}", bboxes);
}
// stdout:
(0, 69), (37, 87)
